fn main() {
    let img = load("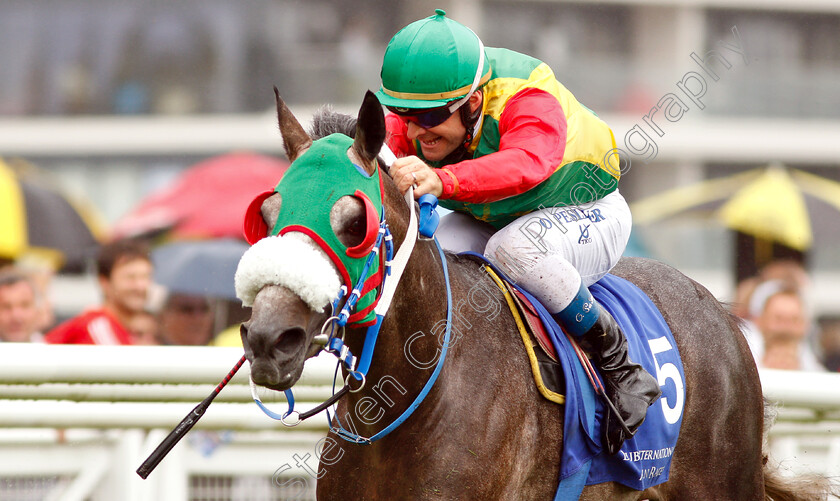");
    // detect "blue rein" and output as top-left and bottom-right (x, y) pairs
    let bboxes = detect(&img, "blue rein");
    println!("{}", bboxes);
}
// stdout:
(253, 195), (450, 444)
(332, 233), (451, 444)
